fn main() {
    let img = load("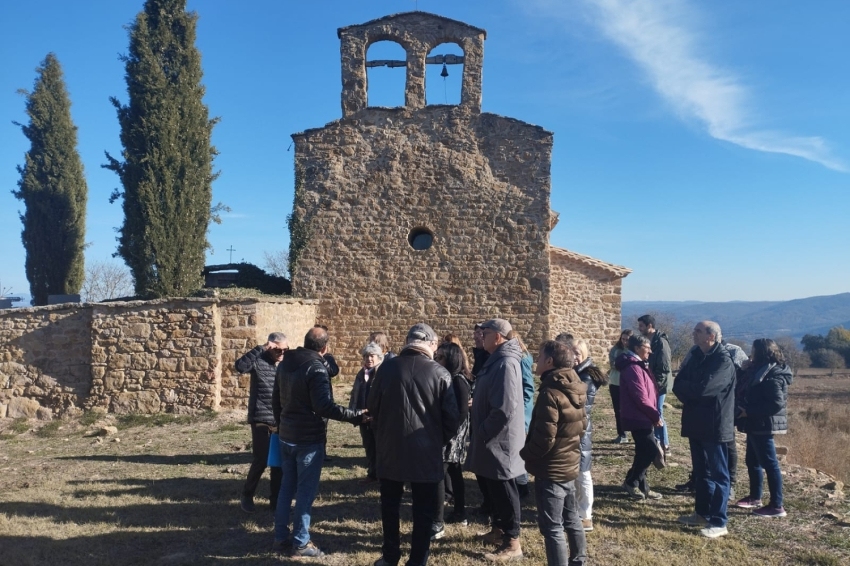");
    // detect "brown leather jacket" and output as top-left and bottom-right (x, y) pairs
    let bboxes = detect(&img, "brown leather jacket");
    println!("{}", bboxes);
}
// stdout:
(520, 367), (588, 482)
